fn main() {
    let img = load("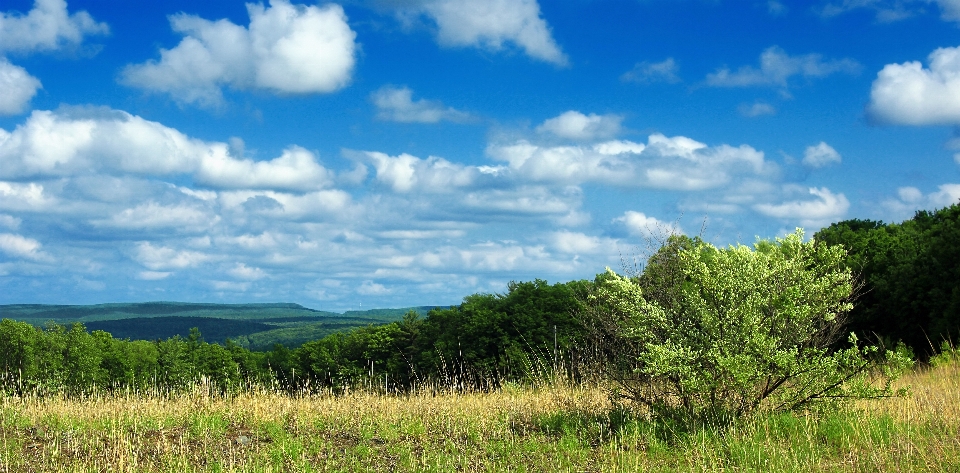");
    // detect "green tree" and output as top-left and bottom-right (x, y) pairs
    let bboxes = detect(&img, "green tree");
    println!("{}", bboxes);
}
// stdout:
(587, 230), (910, 425)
